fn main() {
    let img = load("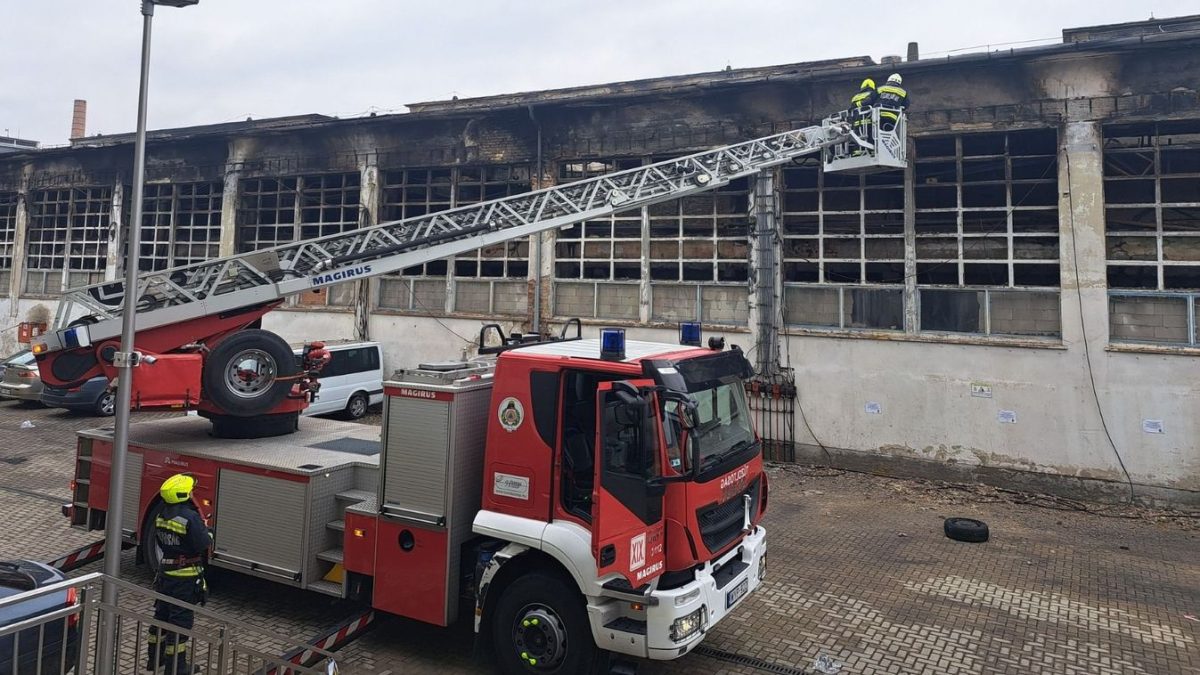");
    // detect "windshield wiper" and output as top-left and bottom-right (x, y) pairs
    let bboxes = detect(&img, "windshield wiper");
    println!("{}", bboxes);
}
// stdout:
(702, 437), (758, 470)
